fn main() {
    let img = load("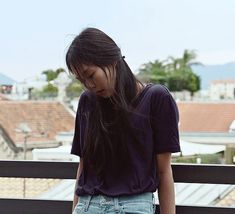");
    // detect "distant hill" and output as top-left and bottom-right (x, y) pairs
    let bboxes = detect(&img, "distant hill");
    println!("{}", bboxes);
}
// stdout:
(192, 62), (235, 90)
(0, 73), (16, 85)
